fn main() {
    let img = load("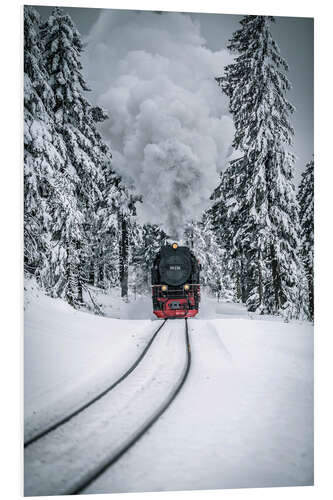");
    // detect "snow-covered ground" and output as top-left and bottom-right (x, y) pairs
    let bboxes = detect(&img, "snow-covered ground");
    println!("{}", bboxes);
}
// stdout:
(24, 279), (313, 496)
(24, 280), (157, 443)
